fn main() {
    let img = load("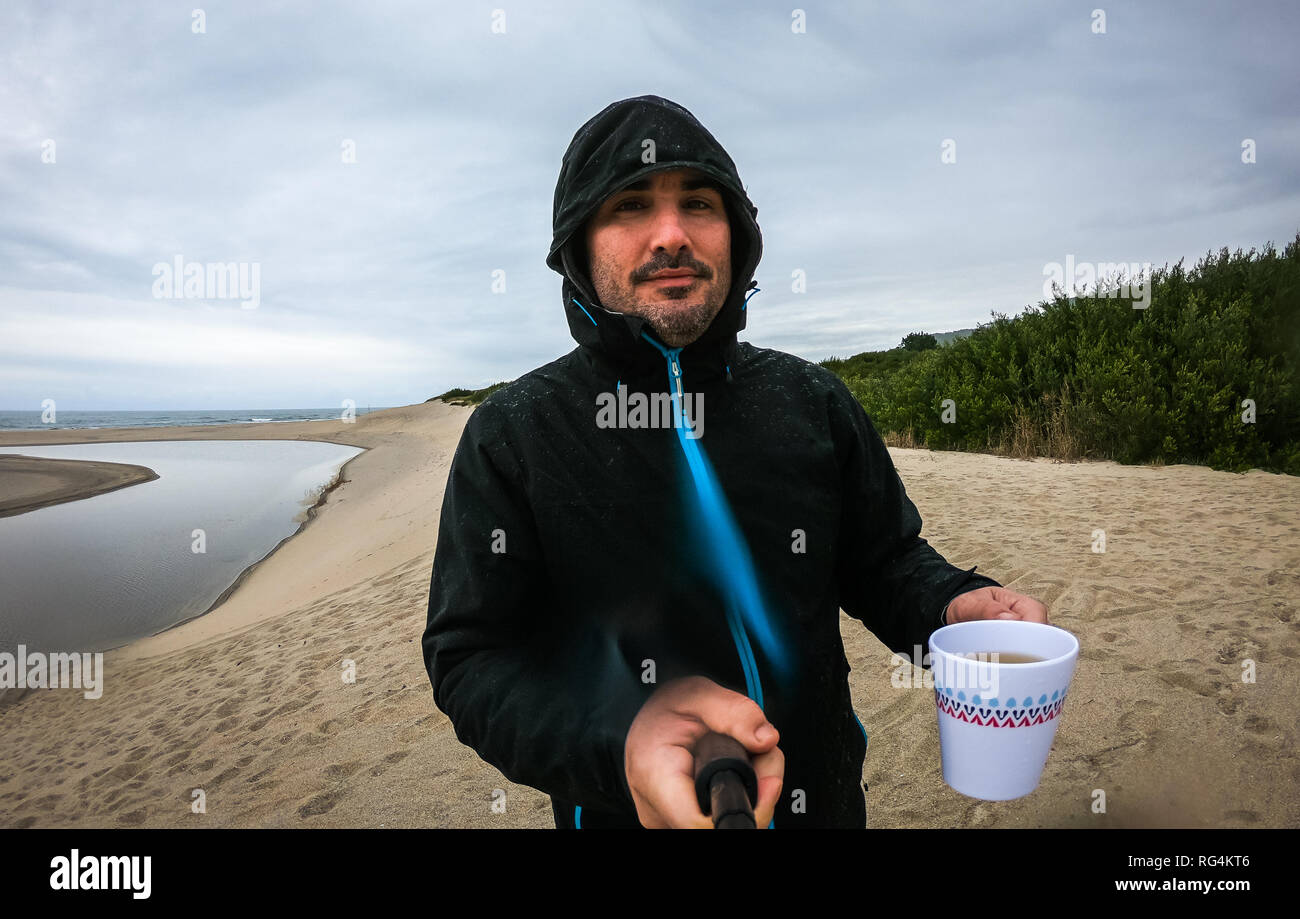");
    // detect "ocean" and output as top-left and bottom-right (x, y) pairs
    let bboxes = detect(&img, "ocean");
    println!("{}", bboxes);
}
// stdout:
(0, 407), (390, 432)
